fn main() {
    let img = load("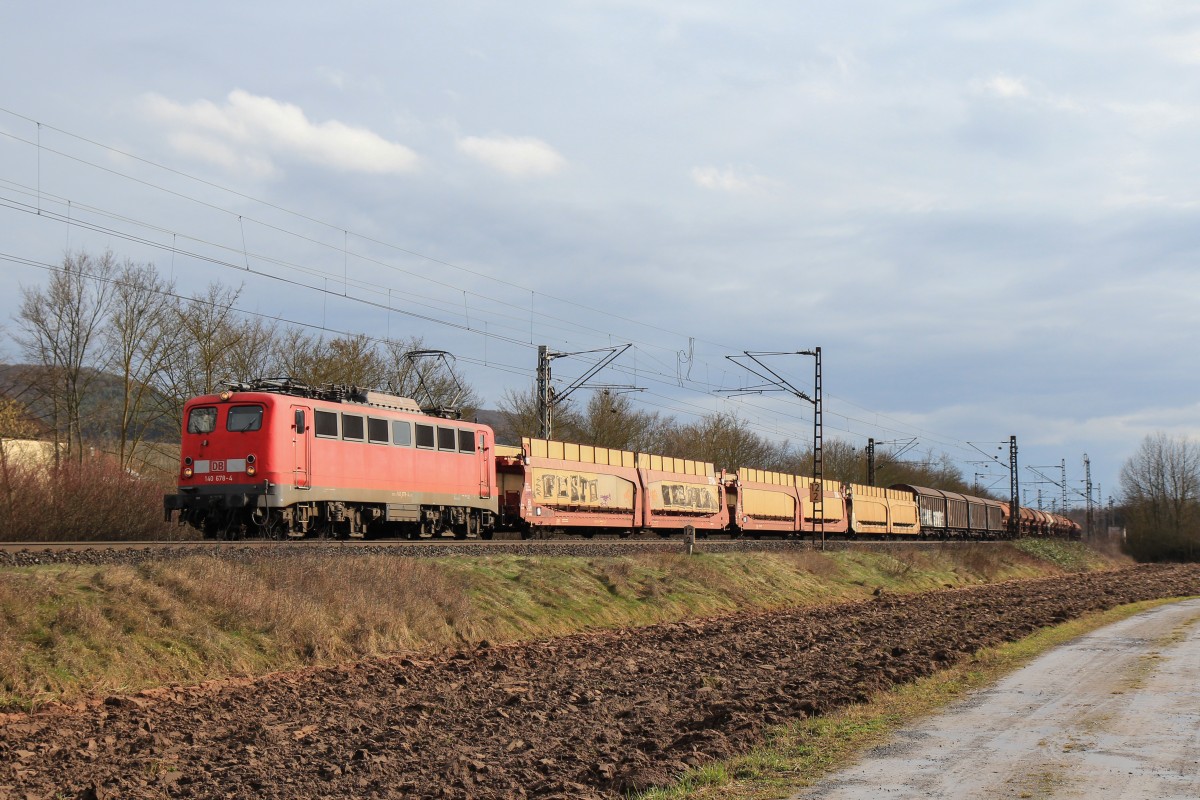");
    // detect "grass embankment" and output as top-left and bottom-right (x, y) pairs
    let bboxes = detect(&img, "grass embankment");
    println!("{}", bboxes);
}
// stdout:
(0, 540), (1121, 710)
(634, 596), (1188, 800)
